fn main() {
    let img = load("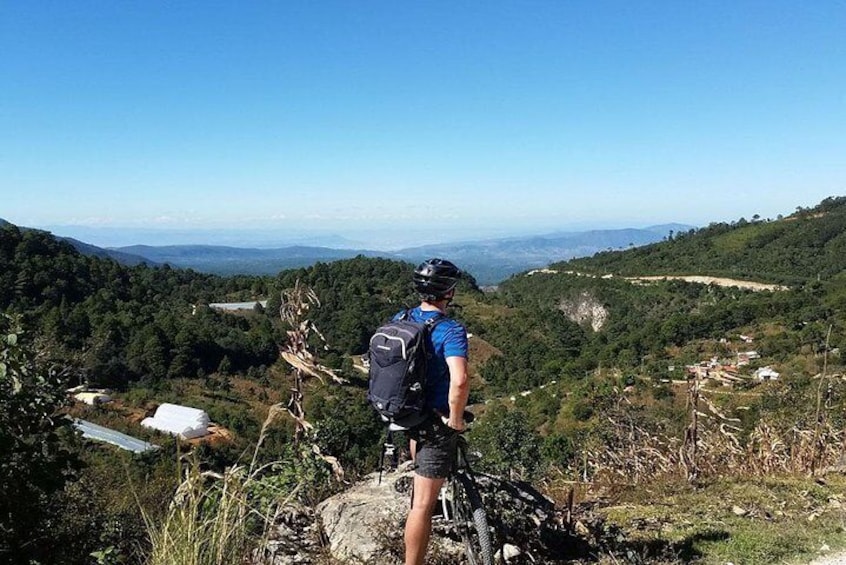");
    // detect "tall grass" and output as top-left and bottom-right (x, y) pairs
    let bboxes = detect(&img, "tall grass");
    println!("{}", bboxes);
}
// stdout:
(141, 407), (294, 565)
(144, 463), (254, 565)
